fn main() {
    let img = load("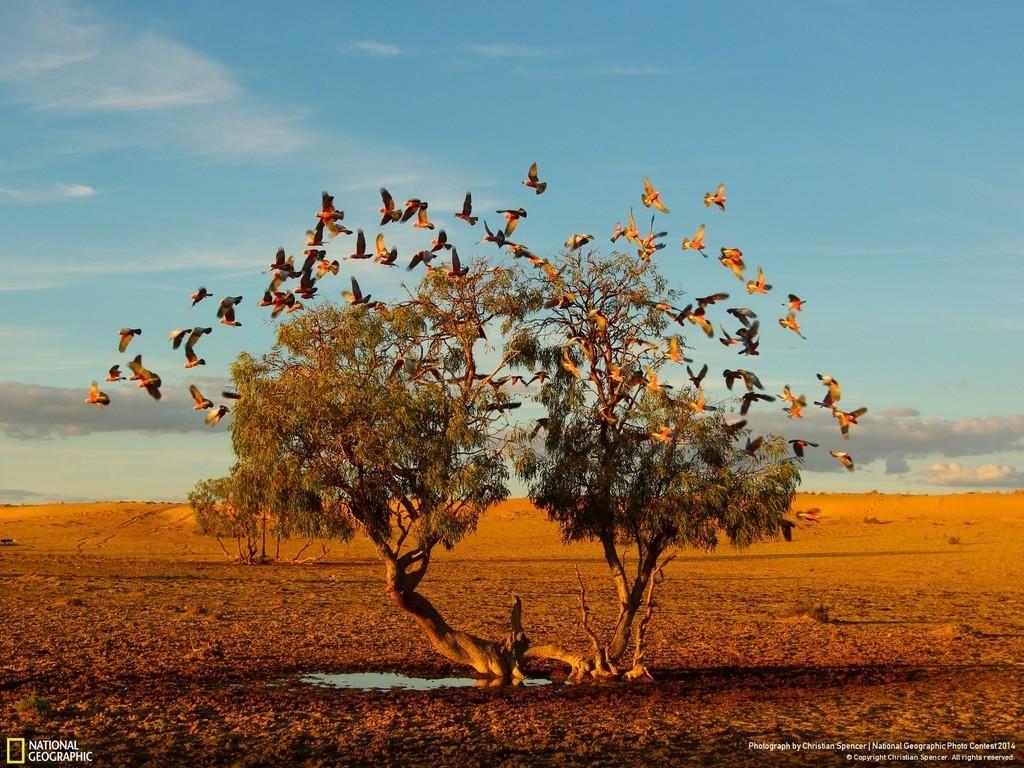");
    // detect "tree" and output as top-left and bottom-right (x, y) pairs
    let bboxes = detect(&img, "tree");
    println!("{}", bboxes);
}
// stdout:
(512, 249), (800, 679)
(214, 265), (589, 678)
